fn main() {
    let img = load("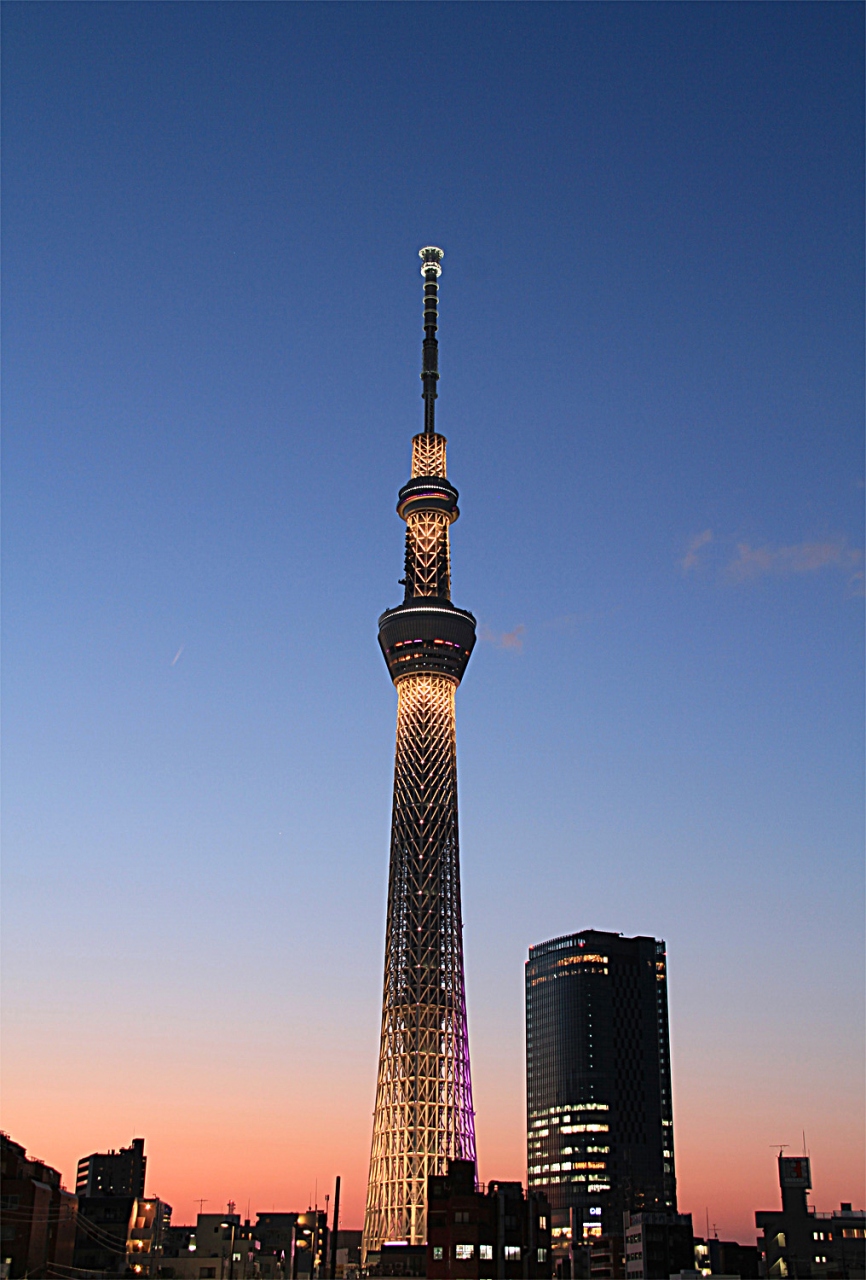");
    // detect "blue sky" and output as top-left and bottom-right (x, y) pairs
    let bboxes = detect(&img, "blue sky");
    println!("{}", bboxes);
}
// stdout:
(2, 1), (863, 1233)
